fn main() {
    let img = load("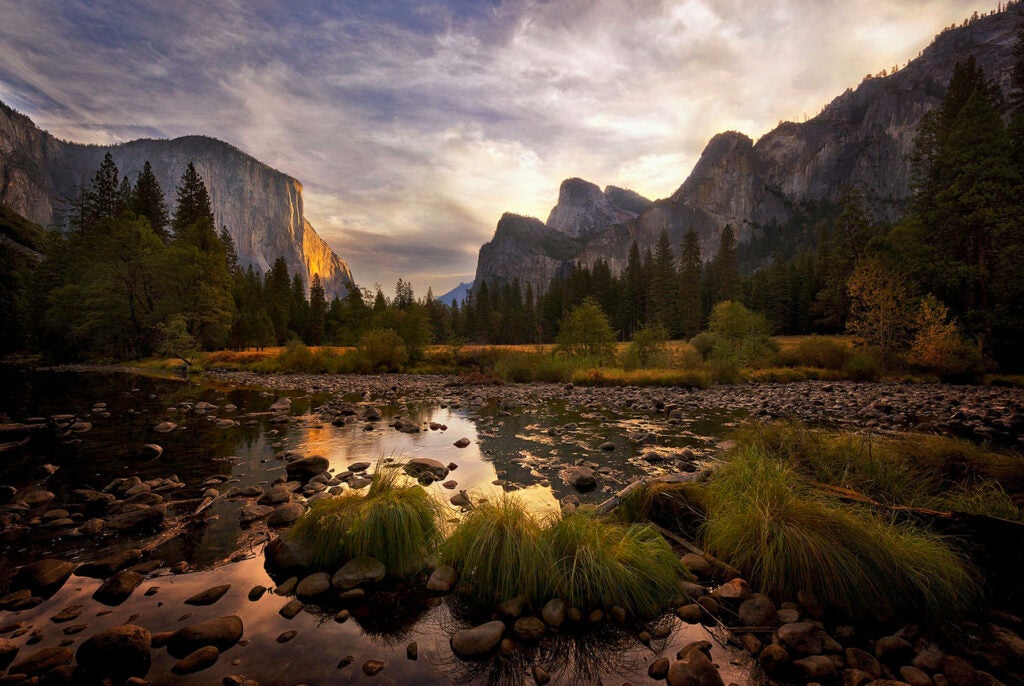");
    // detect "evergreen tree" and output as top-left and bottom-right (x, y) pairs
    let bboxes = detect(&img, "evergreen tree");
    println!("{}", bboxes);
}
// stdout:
(132, 161), (170, 240)
(173, 162), (214, 231)
(647, 229), (678, 333)
(708, 225), (741, 306)
(117, 176), (133, 215)
(264, 257), (292, 344)
(621, 241), (644, 337)
(677, 229), (703, 338)
(85, 152), (121, 227)
(219, 227), (239, 276)
(308, 274), (326, 345)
